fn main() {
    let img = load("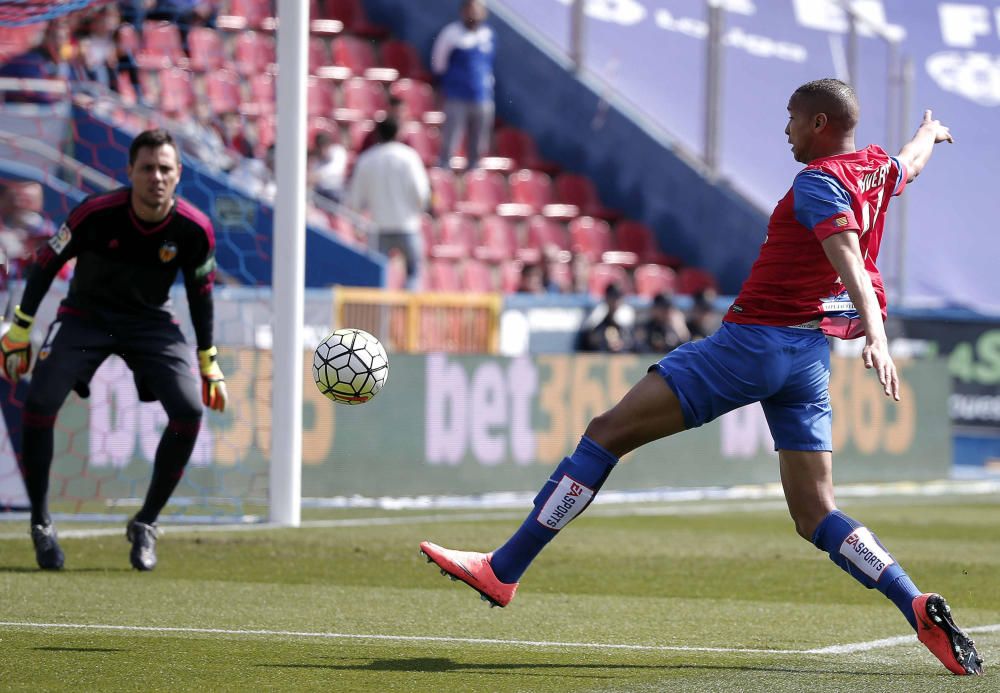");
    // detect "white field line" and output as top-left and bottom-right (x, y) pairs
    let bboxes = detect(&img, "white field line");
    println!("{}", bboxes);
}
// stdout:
(0, 501), (792, 540)
(0, 620), (998, 657)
